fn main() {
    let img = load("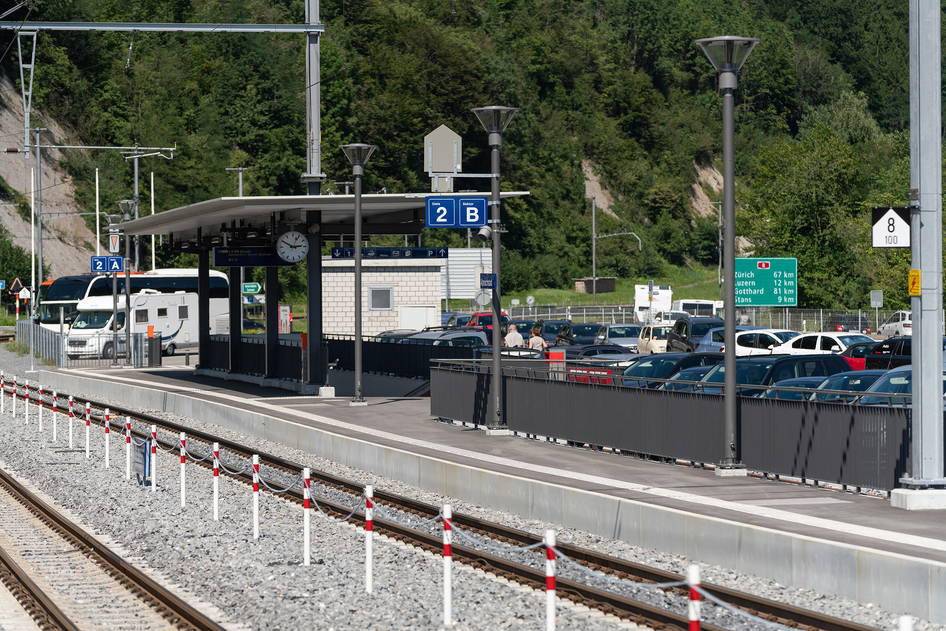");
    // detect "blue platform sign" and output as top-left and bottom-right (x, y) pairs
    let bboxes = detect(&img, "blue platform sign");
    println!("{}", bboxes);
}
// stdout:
(91, 256), (108, 273)
(107, 256), (125, 273)
(92, 256), (124, 273)
(331, 247), (448, 259)
(480, 273), (497, 290)
(425, 196), (488, 228)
